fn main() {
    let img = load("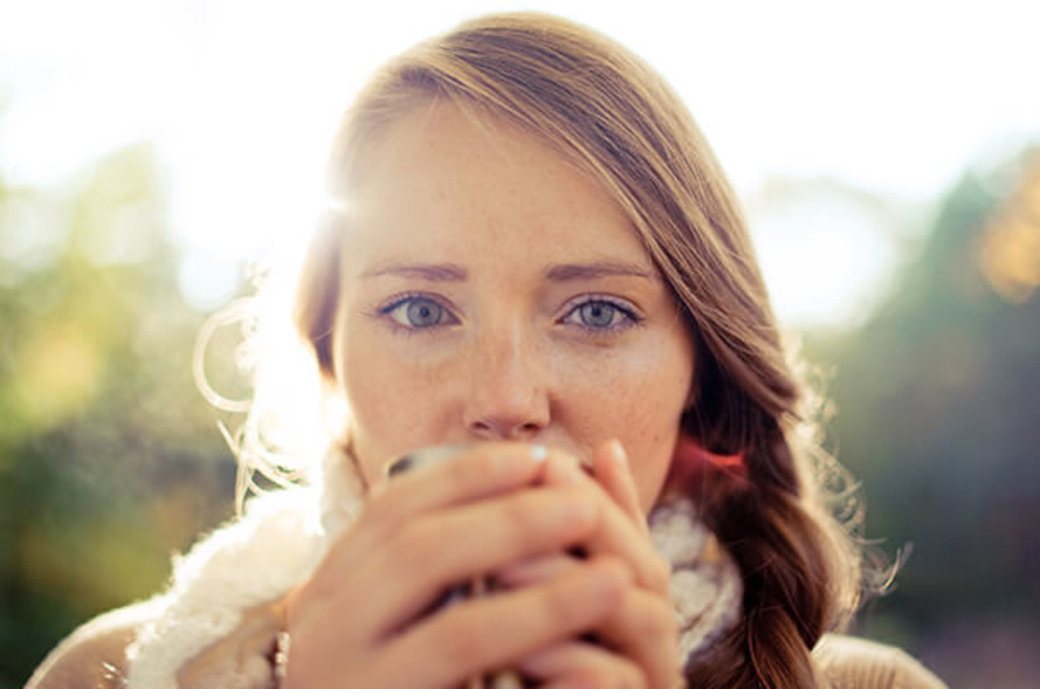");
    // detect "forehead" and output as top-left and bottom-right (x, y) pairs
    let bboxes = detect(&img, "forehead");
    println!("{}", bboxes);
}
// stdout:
(342, 100), (652, 272)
